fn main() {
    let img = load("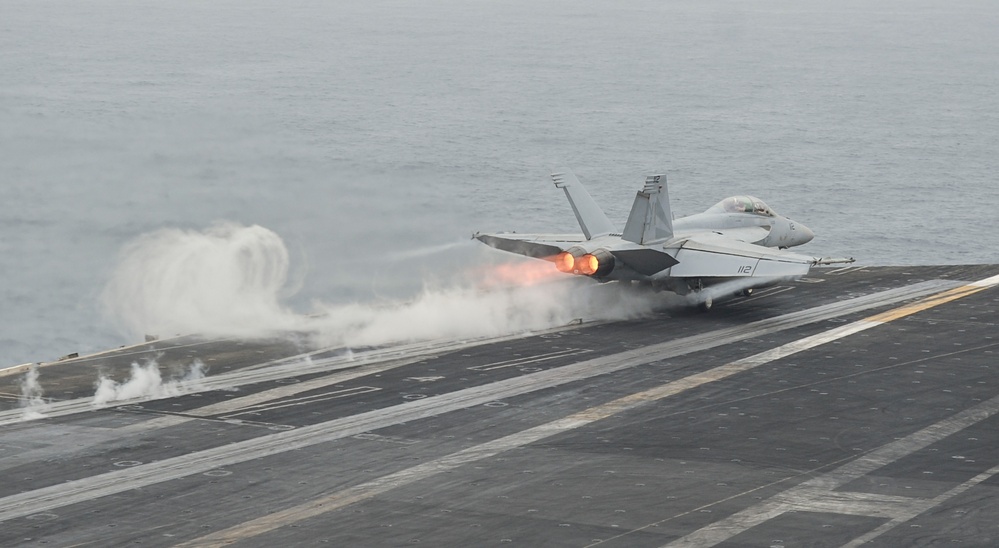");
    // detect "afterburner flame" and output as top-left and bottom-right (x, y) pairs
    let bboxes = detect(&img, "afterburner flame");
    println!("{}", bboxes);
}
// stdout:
(480, 259), (566, 288)
(554, 251), (575, 273)
(578, 254), (599, 276)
